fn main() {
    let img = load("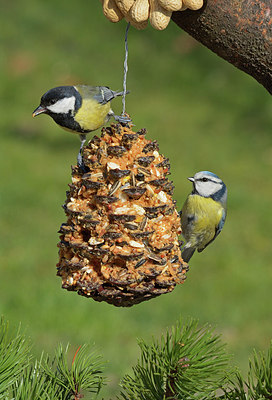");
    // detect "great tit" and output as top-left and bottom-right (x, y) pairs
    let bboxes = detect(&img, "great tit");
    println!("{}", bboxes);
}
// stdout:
(32, 85), (129, 169)
(181, 171), (227, 263)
